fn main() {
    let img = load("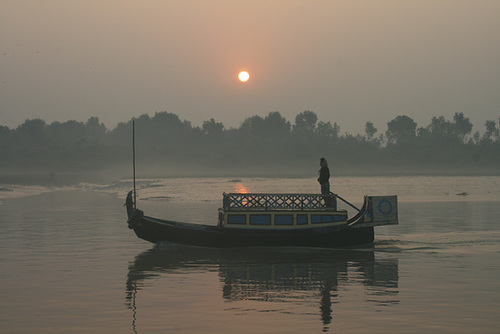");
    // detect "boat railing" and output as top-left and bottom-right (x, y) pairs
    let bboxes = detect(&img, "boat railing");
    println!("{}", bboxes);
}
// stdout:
(223, 193), (337, 211)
